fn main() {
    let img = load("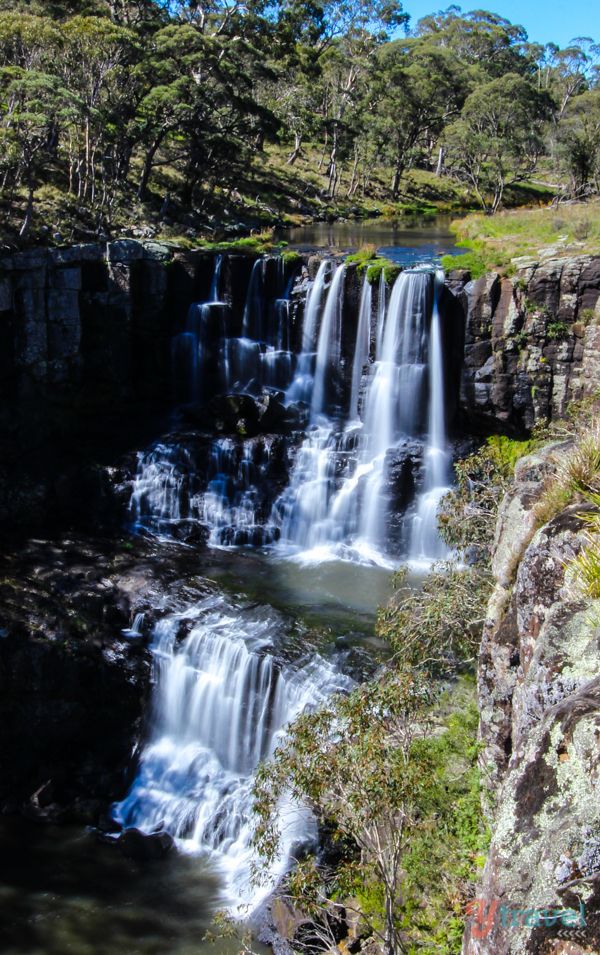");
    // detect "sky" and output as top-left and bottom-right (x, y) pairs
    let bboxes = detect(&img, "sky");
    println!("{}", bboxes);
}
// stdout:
(403, 1), (599, 48)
